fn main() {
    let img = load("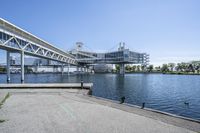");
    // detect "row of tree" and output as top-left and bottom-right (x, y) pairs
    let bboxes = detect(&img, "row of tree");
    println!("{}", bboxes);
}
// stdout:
(154, 62), (200, 73)
(0, 67), (6, 73)
(115, 61), (200, 74)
